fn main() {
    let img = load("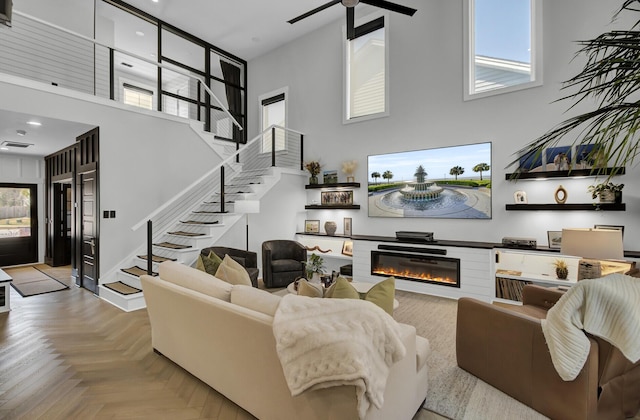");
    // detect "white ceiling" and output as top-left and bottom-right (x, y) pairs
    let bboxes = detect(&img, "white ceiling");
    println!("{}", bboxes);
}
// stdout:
(0, 0), (401, 158)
